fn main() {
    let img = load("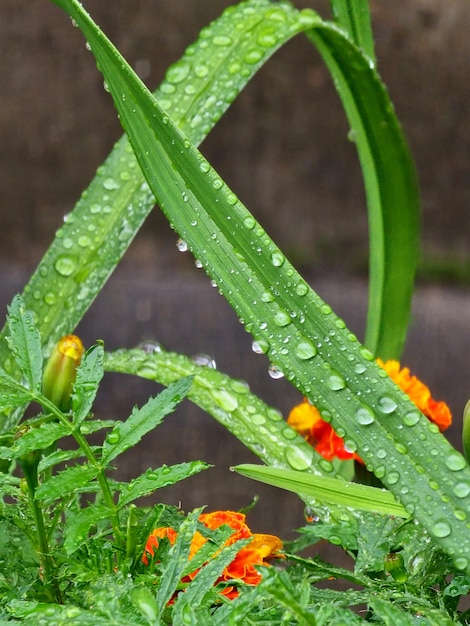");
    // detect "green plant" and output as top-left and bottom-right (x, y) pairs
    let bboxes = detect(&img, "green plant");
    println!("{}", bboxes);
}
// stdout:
(1, 0), (469, 623)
